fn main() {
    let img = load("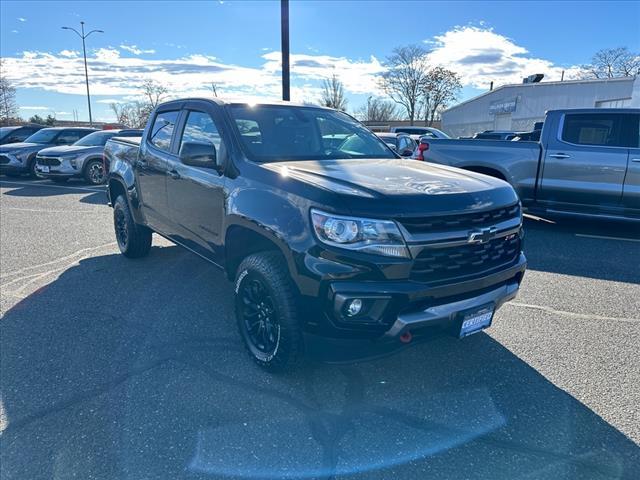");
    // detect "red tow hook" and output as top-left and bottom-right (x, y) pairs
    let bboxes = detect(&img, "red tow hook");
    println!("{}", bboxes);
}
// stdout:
(399, 331), (413, 344)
